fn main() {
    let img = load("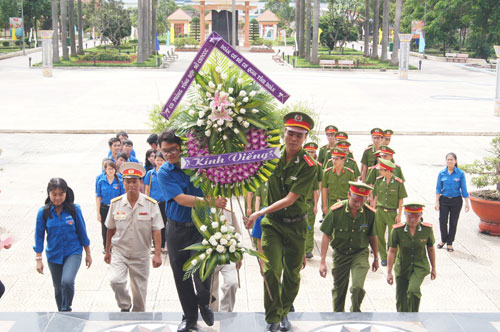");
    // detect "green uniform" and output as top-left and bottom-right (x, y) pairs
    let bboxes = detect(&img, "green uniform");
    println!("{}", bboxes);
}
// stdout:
(322, 166), (356, 207)
(320, 200), (376, 312)
(305, 164), (322, 253)
(324, 156), (360, 179)
(365, 165), (405, 185)
(389, 222), (435, 312)
(373, 176), (408, 260)
(318, 144), (334, 167)
(261, 148), (316, 323)
(361, 145), (377, 168)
